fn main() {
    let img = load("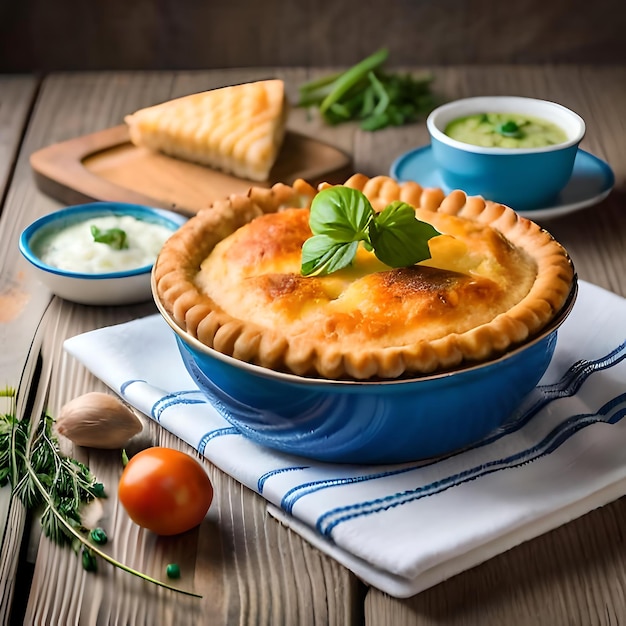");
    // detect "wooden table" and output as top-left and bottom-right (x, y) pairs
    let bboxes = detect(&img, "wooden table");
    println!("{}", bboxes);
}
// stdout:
(1, 65), (625, 625)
